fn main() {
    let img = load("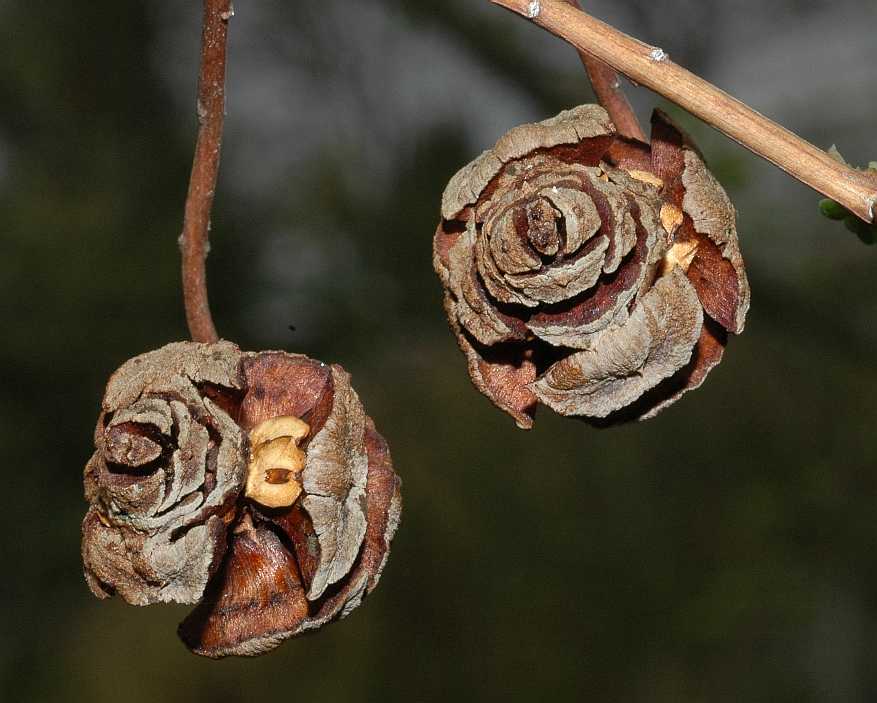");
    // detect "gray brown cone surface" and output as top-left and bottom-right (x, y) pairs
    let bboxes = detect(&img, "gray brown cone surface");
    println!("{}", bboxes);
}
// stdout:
(434, 105), (749, 428)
